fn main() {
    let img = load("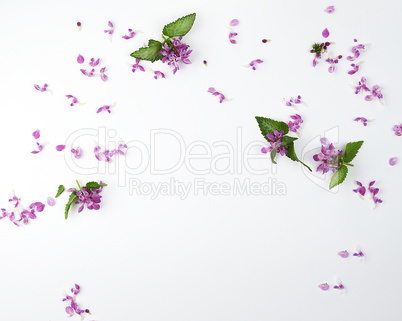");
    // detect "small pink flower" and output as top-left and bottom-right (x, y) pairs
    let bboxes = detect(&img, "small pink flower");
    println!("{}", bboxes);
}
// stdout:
(122, 29), (136, 39)
(338, 250), (349, 258)
(324, 6), (335, 13)
(208, 87), (226, 103)
(322, 28), (330, 38)
(353, 181), (366, 198)
(132, 59), (145, 73)
(100, 67), (108, 82)
(89, 58), (100, 67)
(66, 95), (78, 106)
(31, 142), (44, 154)
(248, 59), (263, 70)
(153, 70), (166, 80)
(80, 69), (95, 77)
(34, 83), (48, 92)
(229, 19), (239, 26)
(97, 105), (111, 114)
(56, 145), (66, 151)
(389, 157), (398, 166)
(71, 147), (82, 159)
(348, 63), (360, 75)
(354, 117), (368, 126)
(104, 20), (114, 35)
(77, 54), (84, 64)
(228, 32), (238, 44)
(32, 130), (40, 140)
(318, 283), (330, 291)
